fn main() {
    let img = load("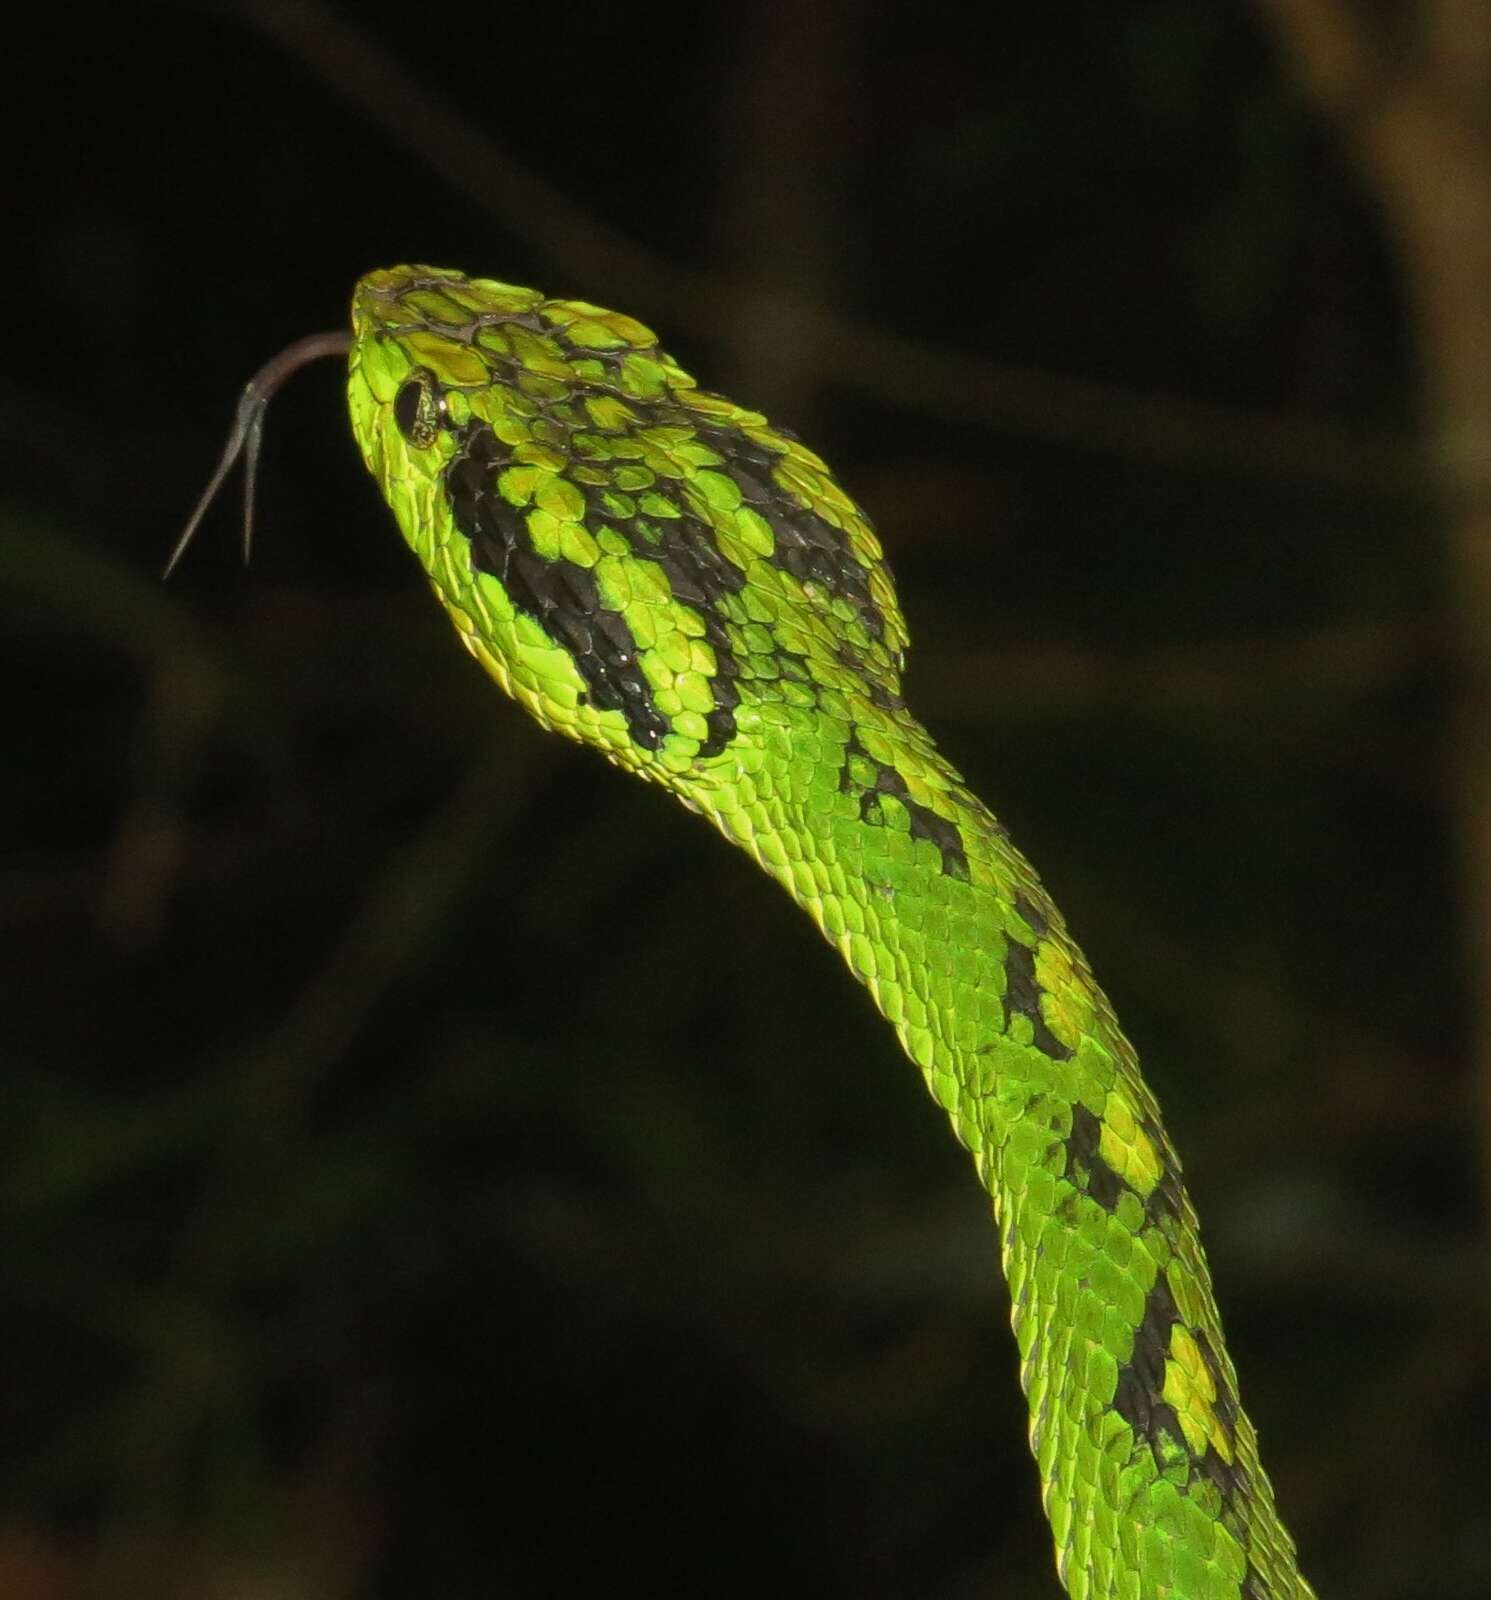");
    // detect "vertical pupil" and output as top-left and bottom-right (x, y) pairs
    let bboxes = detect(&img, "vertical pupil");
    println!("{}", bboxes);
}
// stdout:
(394, 379), (427, 441)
